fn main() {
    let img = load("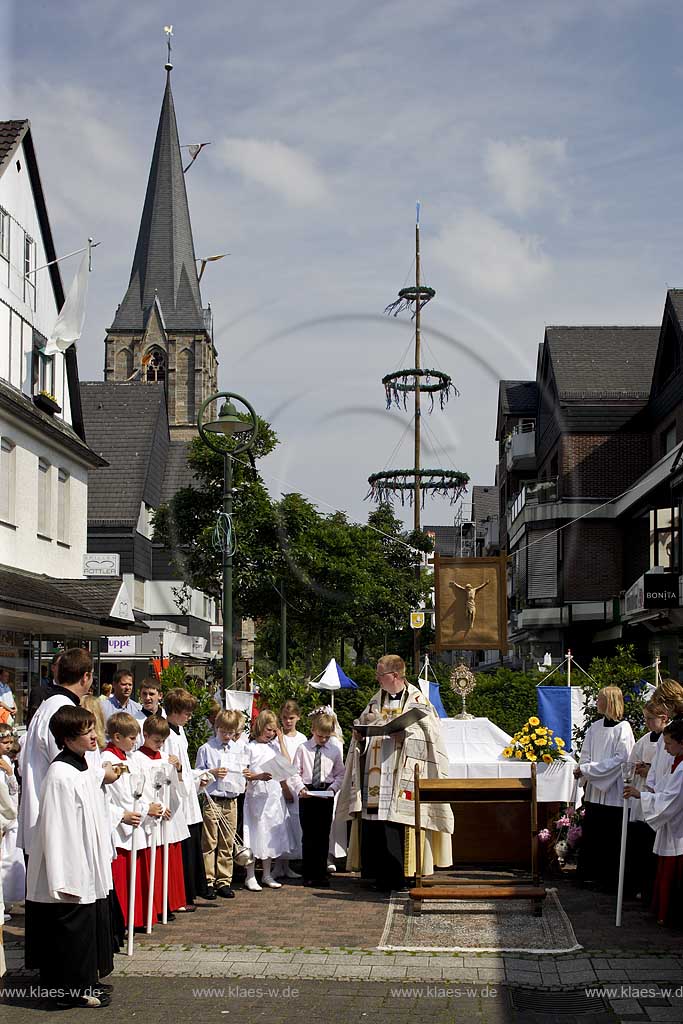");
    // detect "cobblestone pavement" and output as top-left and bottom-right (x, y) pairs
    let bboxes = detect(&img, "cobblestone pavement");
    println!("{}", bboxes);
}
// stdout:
(4, 871), (683, 1021)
